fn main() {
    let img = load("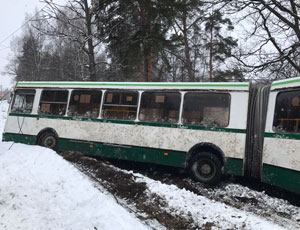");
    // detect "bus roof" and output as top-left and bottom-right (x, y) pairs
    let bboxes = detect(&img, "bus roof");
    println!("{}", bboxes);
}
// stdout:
(16, 81), (250, 91)
(271, 76), (300, 90)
